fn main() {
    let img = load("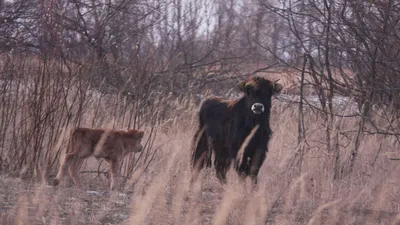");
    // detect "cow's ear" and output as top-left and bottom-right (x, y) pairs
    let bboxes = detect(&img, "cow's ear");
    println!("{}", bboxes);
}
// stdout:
(238, 81), (247, 93)
(273, 80), (283, 94)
